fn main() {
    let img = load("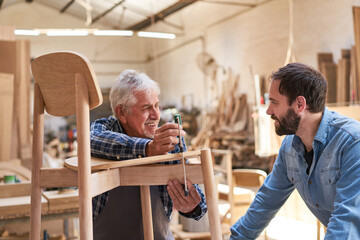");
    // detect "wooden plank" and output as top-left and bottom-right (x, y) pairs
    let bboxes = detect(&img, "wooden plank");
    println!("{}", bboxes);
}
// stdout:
(15, 40), (31, 153)
(350, 46), (359, 102)
(0, 40), (18, 160)
(336, 58), (350, 103)
(119, 164), (203, 186)
(317, 53), (333, 74)
(64, 149), (202, 171)
(353, 6), (360, 102)
(0, 73), (14, 162)
(39, 168), (78, 188)
(91, 168), (121, 197)
(0, 25), (15, 41)
(0, 182), (31, 198)
(42, 189), (79, 211)
(321, 62), (337, 103)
